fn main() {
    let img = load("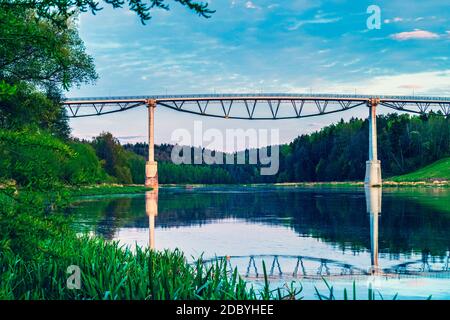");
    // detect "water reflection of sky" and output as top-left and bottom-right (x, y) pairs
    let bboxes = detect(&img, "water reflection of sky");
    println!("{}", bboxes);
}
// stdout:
(116, 218), (394, 266)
